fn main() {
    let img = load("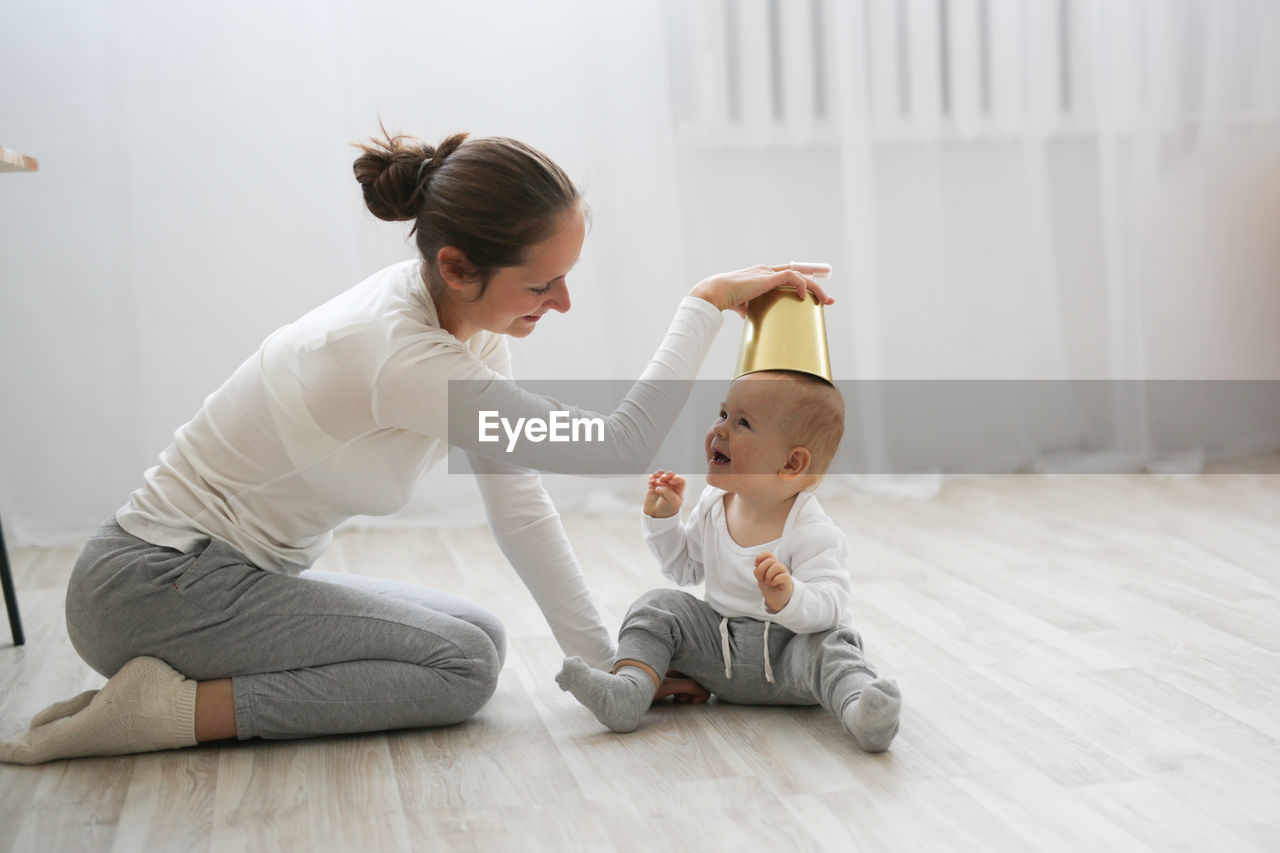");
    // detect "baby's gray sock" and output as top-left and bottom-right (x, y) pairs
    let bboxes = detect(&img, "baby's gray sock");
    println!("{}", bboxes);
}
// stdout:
(841, 678), (902, 753)
(555, 657), (654, 733)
